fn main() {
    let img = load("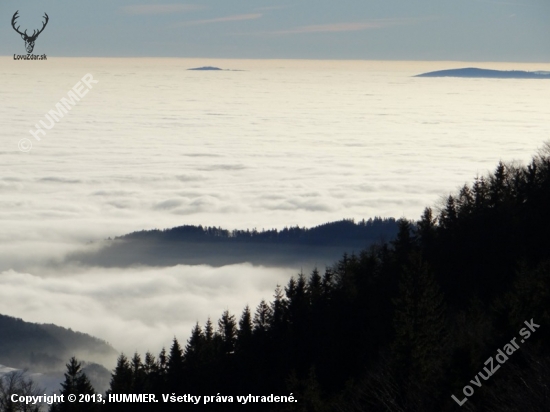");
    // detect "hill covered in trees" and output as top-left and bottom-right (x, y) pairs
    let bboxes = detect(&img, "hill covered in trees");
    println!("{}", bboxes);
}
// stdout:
(416, 67), (550, 79)
(20, 144), (550, 411)
(0, 314), (117, 374)
(68, 218), (398, 269)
